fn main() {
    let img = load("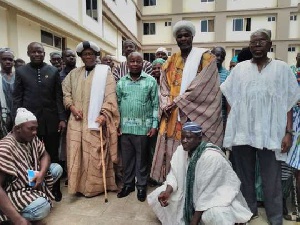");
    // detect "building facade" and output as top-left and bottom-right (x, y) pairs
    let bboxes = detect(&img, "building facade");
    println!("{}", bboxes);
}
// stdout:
(138, 0), (300, 67)
(0, 0), (299, 67)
